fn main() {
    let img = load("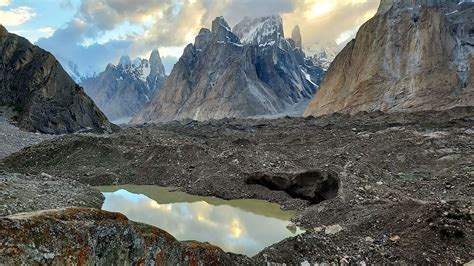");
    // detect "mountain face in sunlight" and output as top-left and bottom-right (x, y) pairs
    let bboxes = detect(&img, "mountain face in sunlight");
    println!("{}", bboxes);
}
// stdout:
(305, 0), (474, 116)
(133, 15), (324, 123)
